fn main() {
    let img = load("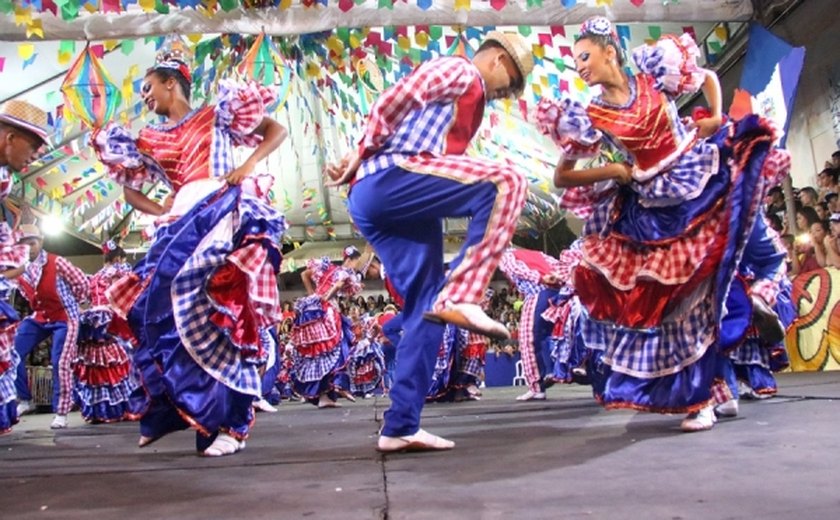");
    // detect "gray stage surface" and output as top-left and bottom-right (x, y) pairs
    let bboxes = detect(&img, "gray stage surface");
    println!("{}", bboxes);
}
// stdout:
(2, 371), (839, 519)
